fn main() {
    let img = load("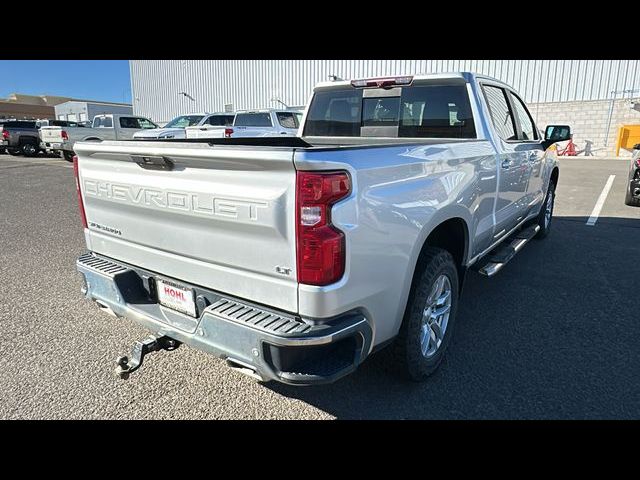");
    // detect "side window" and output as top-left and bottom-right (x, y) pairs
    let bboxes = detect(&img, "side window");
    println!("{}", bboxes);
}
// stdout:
(510, 92), (538, 141)
(205, 116), (223, 126)
(205, 115), (234, 126)
(482, 85), (517, 141)
(234, 113), (273, 127)
(276, 111), (301, 129)
(119, 117), (140, 129)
